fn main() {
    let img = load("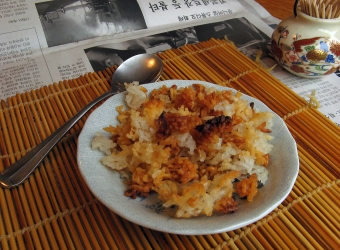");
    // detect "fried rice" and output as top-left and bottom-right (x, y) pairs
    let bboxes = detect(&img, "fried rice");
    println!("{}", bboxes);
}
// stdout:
(91, 82), (274, 218)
